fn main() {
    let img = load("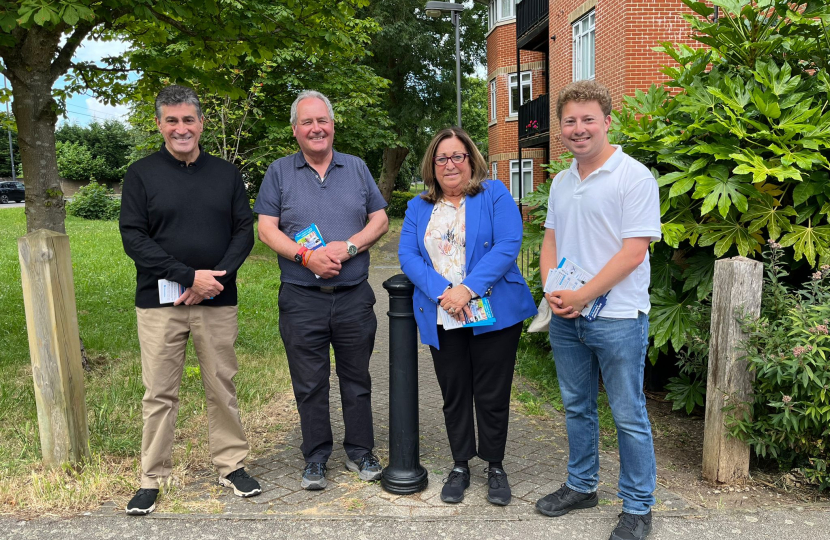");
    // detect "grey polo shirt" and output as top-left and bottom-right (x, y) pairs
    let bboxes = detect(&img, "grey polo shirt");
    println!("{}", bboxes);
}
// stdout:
(254, 150), (387, 286)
